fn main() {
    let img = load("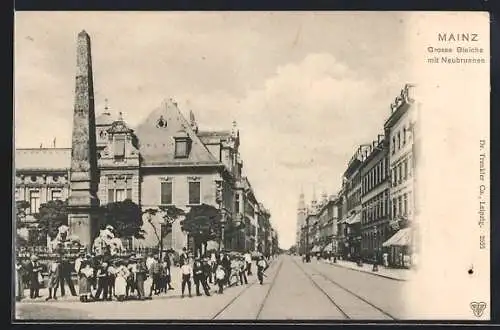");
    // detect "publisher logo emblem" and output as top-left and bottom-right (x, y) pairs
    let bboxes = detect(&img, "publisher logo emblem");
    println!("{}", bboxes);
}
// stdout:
(470, 302), (487, 317)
